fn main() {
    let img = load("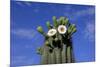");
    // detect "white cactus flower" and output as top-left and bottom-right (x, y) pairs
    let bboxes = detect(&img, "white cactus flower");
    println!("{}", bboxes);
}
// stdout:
(47, 29), (57, 37)
(58, 25), (67, 34)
